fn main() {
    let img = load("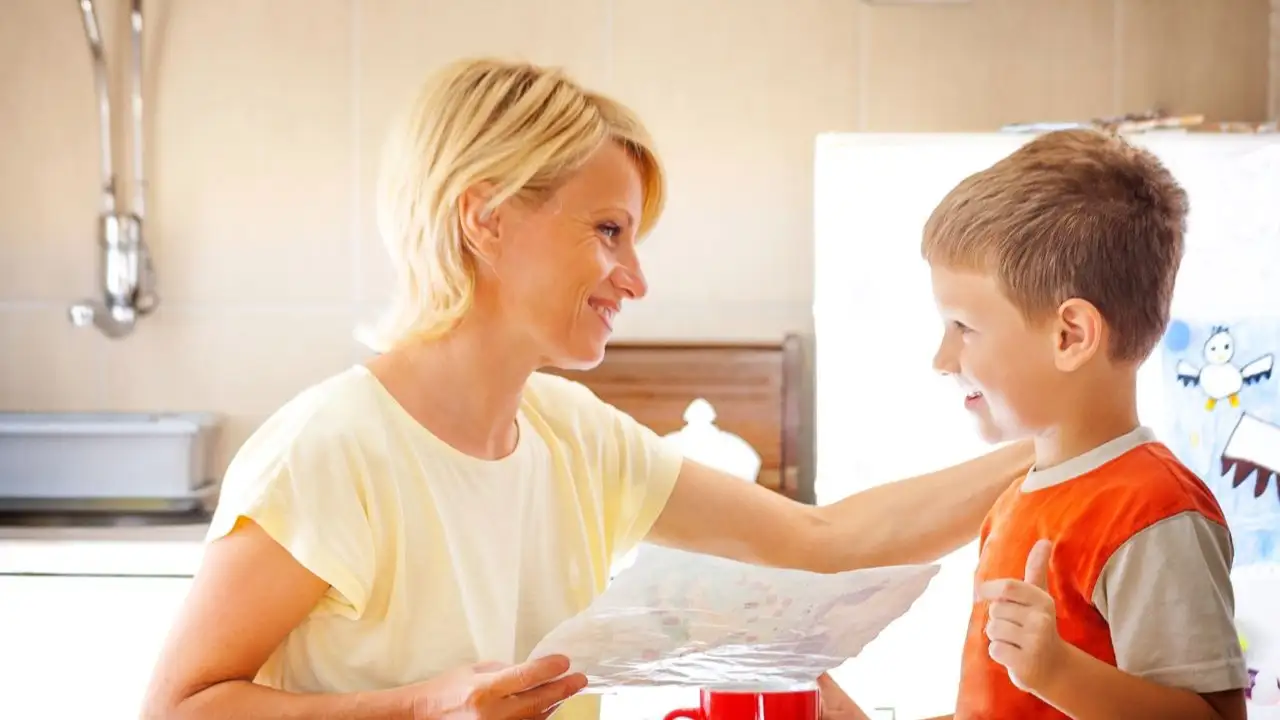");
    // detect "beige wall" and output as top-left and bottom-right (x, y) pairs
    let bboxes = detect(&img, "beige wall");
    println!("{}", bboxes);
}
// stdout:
(1, 0), (1271, 473)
